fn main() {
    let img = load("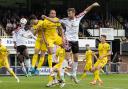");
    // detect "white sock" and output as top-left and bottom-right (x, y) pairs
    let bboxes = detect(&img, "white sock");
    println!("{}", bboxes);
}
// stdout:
(25, 59), (31, 73)
(21, 63), (27, 75)
(72, 62), (78, 77)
